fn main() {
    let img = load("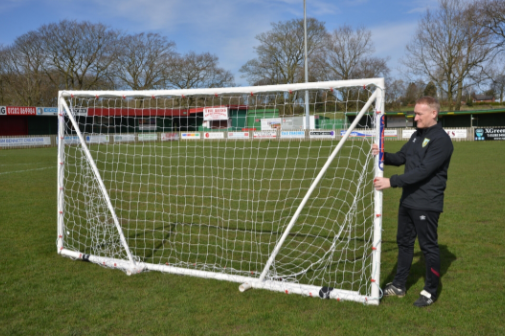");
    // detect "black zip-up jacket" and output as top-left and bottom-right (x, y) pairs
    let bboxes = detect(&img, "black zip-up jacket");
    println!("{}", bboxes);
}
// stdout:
(385, 123), (453, 212)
